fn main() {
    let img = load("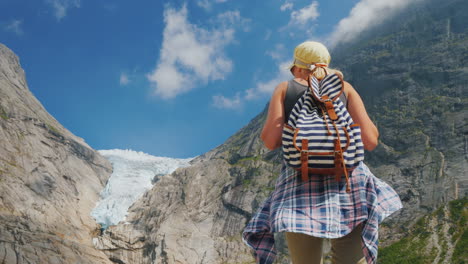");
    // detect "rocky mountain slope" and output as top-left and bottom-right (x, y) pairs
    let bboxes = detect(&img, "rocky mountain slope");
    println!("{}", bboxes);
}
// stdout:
(333, 0), (467, 237)
(0, 44), (113, 264)
(95, 0), (467, 263)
